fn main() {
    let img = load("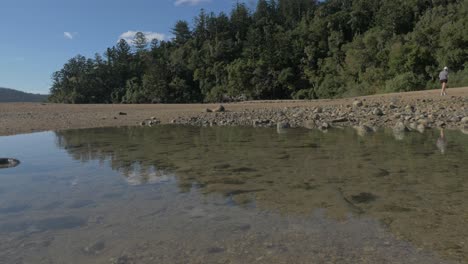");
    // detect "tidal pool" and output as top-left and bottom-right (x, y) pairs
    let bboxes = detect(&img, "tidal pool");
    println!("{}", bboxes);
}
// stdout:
(0, 126), (467, 263)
